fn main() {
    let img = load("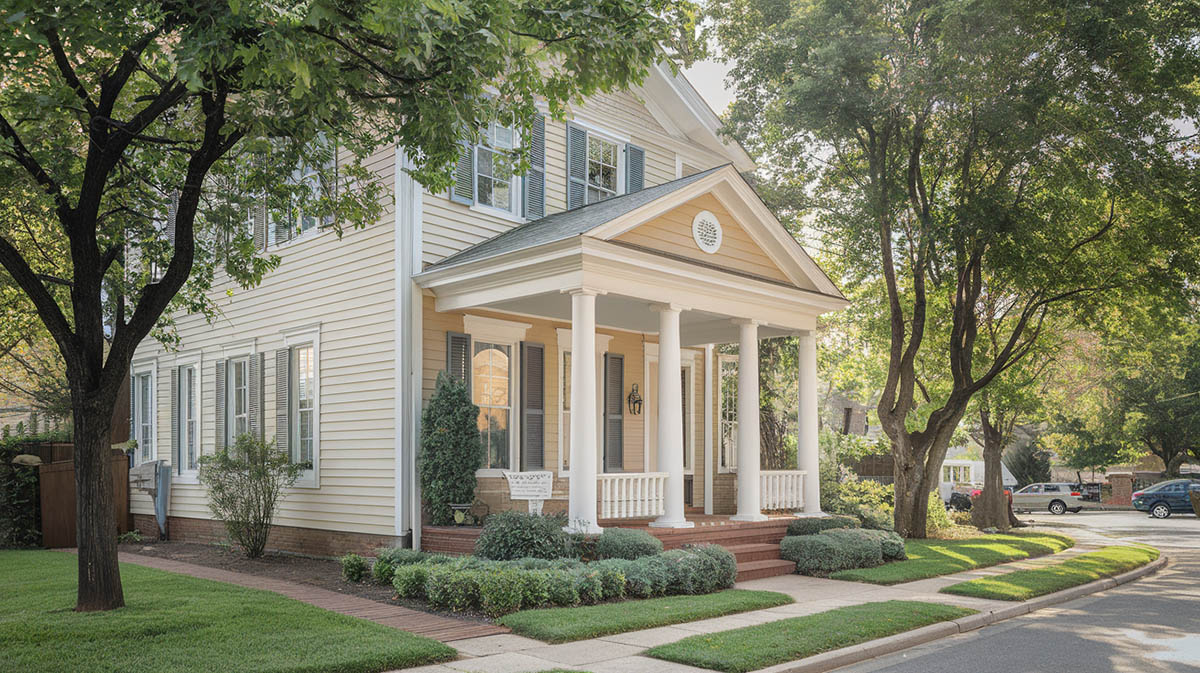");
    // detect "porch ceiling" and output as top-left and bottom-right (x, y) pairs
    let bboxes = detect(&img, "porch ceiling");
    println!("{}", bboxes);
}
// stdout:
(474, 291), (798, 346)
